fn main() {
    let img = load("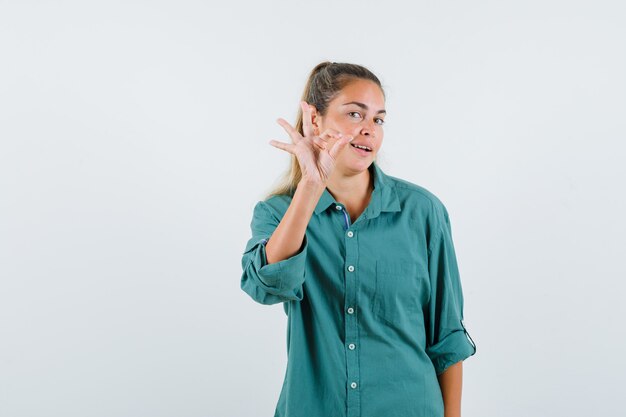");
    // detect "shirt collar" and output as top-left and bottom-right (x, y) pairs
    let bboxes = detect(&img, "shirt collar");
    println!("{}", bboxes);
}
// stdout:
(313, 161), (401, 219)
